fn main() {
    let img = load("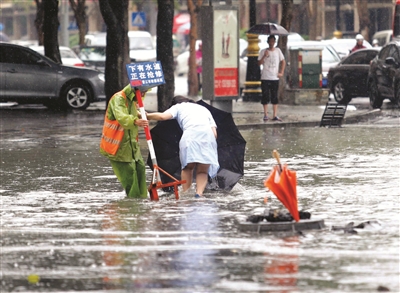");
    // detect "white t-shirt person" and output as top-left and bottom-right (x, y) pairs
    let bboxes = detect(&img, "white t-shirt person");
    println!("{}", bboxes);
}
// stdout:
(258, 47), (285, 81)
